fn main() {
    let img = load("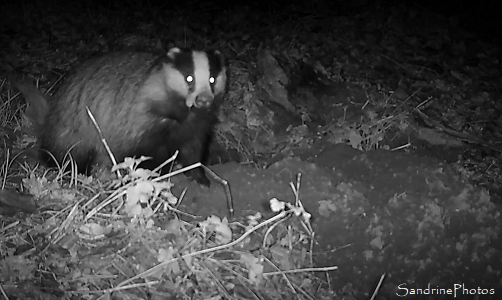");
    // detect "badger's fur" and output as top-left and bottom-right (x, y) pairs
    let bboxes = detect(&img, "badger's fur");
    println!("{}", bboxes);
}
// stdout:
(16, 48), (227, 186)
